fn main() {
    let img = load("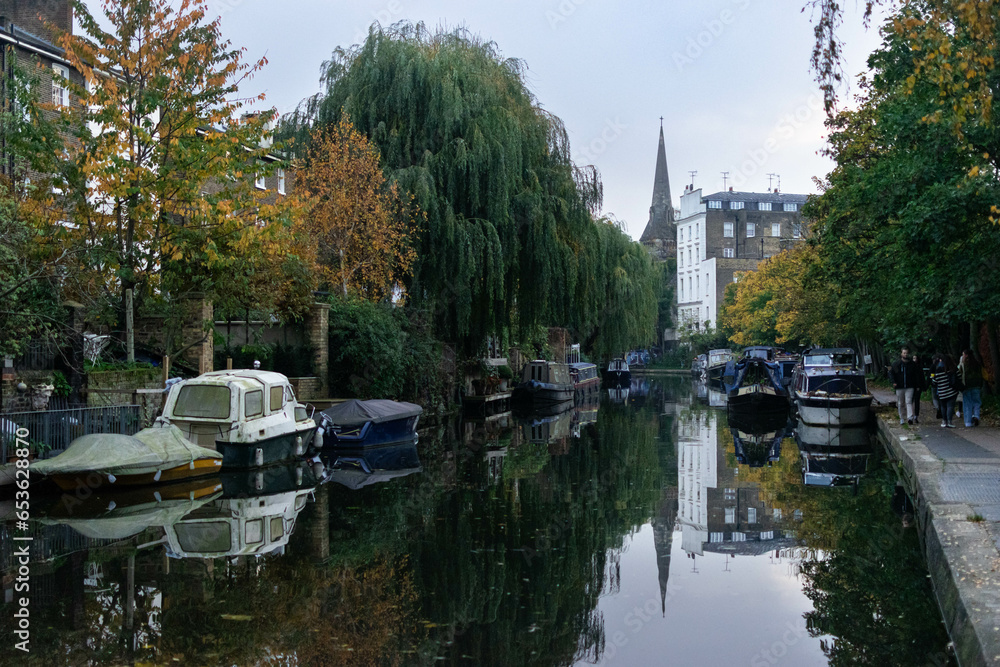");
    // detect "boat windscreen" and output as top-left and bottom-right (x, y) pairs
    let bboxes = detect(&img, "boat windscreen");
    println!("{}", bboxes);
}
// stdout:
(807, 375), (867, 394)
(174, 385), (231, 419)
(174, 521), (232, 553)
(805, 353), (856, 367)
